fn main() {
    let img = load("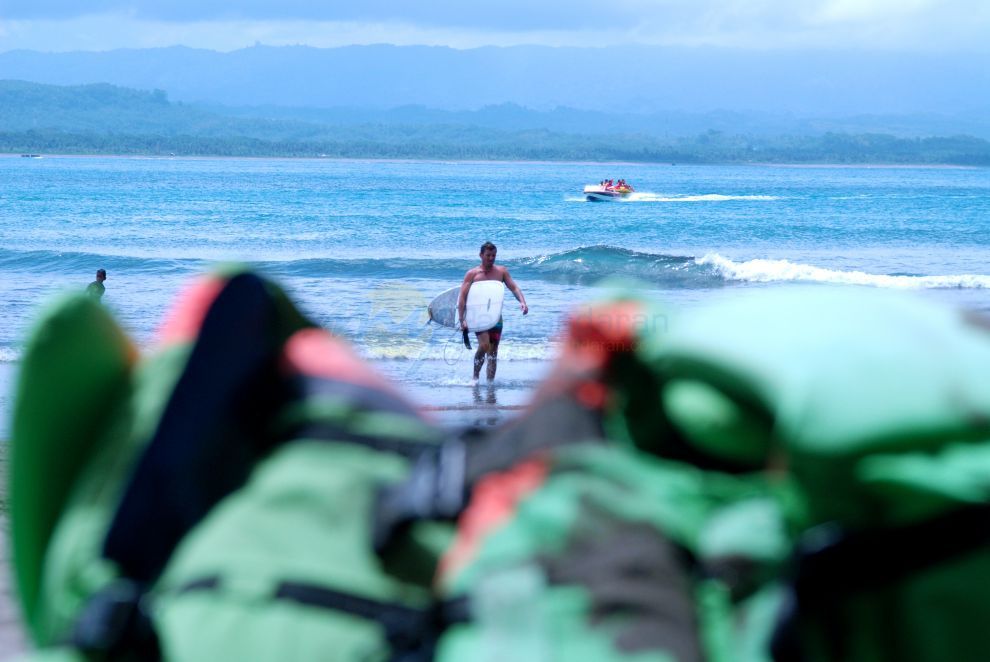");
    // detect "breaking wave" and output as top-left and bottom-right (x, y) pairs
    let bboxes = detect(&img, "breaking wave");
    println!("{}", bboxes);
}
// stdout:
(3, 245), (986, 290)
(699, 254), (990, 289)
(515, 246), (722, 287)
